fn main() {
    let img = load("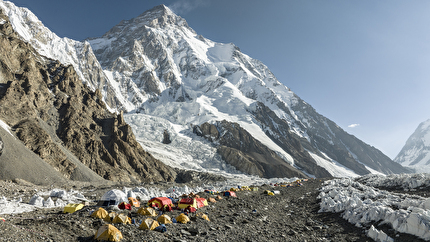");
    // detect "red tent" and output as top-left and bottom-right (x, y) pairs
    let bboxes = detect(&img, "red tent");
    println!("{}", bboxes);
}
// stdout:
(178, 197), (208, 209)
(163, 204), (173, 212)
(118, 202), (132, 210)
(184, 206), (196, 213)
(196, 198), (208, 208)
(148, 197), (173, 208)
(223, 191), (237, 197)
